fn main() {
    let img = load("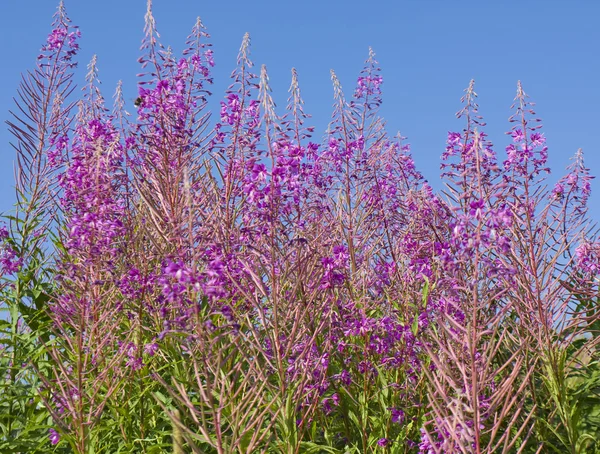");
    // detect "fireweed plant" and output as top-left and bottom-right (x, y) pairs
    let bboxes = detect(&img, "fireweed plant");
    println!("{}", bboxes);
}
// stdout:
(1, 1), (600, 453)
